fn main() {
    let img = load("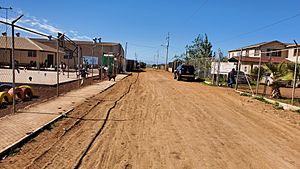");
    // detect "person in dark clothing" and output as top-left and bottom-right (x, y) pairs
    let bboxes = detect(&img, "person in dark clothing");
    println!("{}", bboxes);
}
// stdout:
(14, 60), (20, 73)
(228, 68), (236, 88)
(79, 66), (87, 85)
